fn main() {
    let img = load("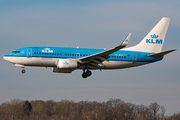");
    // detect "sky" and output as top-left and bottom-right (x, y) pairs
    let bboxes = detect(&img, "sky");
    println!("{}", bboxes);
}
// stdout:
(0, 0), (180, 116)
